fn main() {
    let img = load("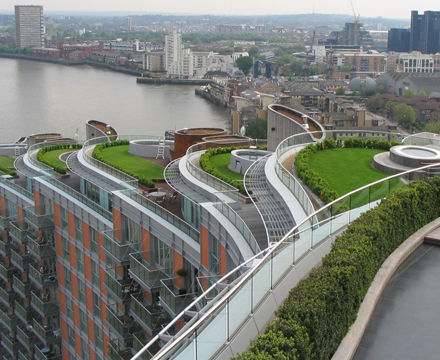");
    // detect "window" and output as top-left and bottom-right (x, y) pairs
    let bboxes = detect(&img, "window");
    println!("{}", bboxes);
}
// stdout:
(66, 296), (73, 320)
(64, 265), (72, 292)
(92, 292), (101, 319)
(62, 237), (70, 261)
(153, 236), (173, 276)
(89, 227), (98, 254)
(81, 338), (90, 360)
(80, 308), (88, 334)
(60, 207), (68, 232)
(209, 234), (220, 275)
(78, 279), (86, 303)
(91, 259), (100, 286)
(67, 324), (75, 347)
(94, 323), (103, 351)
(76, 248), (84, 274)
(74, 216), (83, 241)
